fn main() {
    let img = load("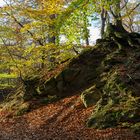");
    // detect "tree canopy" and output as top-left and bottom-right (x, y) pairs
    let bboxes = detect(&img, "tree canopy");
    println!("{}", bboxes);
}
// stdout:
(0, 0), (140, 87)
